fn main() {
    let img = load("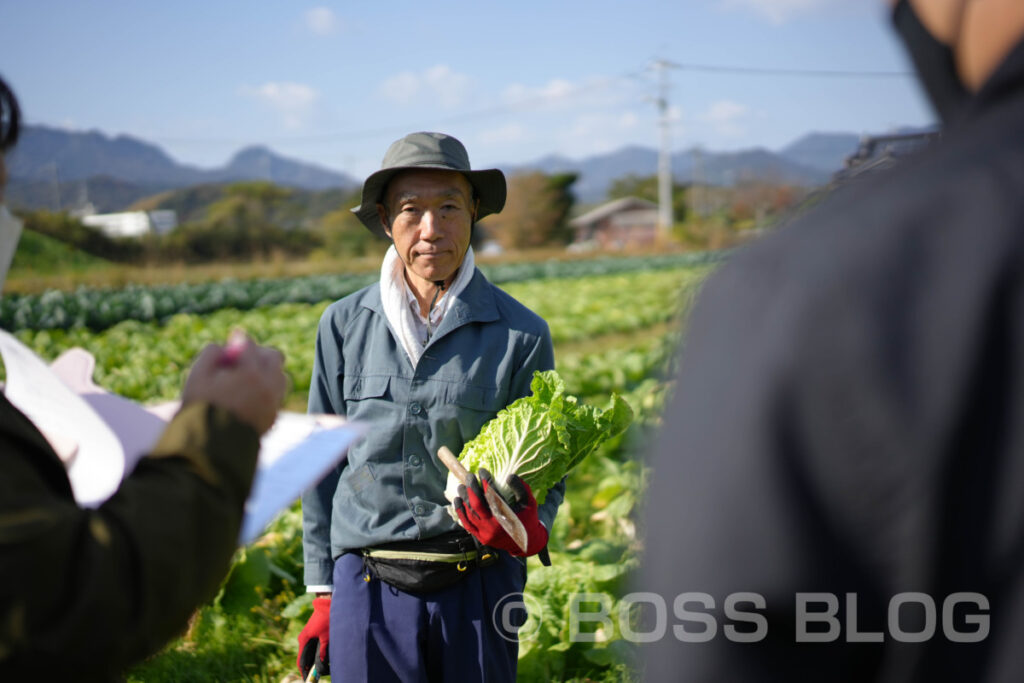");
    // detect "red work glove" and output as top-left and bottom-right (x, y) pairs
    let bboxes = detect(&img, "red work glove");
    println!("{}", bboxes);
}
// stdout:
(454, 469), (549, 557)
(297, 595), (331, 678)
